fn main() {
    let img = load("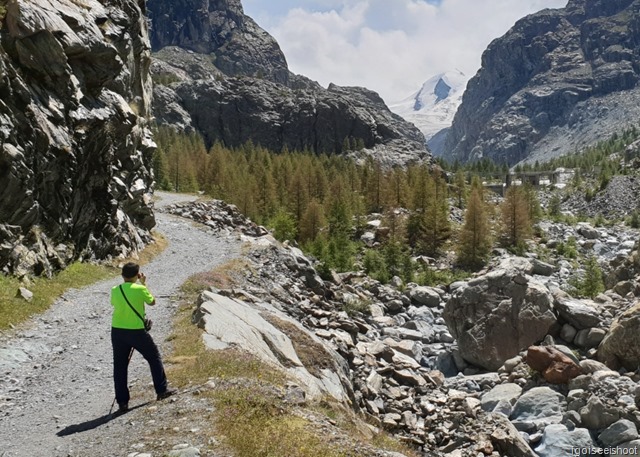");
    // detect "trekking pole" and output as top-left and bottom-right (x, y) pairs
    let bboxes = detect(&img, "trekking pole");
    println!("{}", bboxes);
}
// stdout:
(108, 347), (135, 416)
